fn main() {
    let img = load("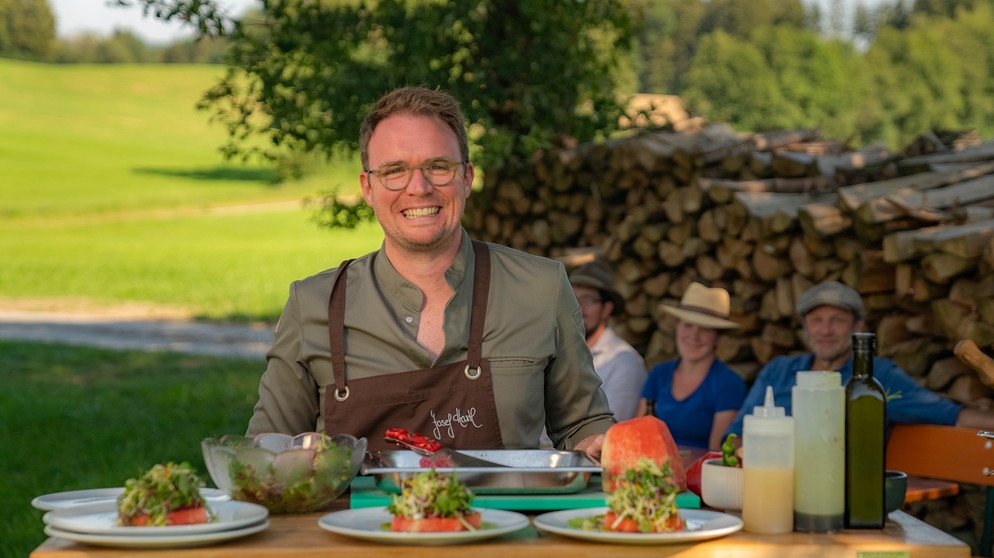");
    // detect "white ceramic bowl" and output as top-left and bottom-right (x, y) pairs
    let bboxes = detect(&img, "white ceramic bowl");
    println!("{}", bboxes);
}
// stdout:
(700, 458), (743, 511)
